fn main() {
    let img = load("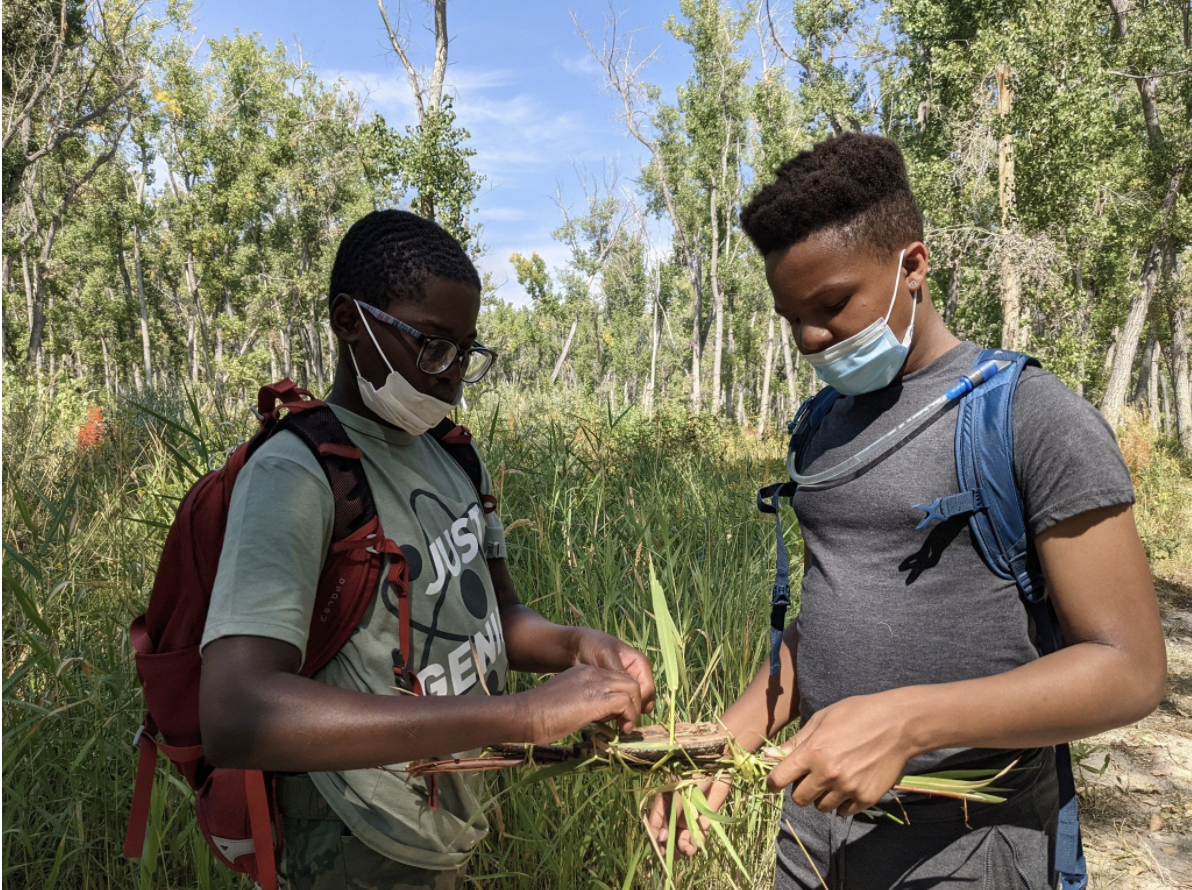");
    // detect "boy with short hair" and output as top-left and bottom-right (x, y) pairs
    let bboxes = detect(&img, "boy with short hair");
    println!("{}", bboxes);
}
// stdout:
(200, 209), (655, 889)
(652, 133), (1165, 889)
